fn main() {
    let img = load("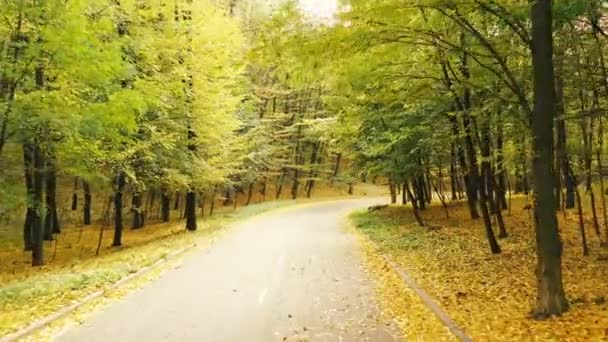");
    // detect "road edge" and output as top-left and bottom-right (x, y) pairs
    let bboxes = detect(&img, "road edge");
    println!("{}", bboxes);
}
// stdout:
(348, 215), (473, 342)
